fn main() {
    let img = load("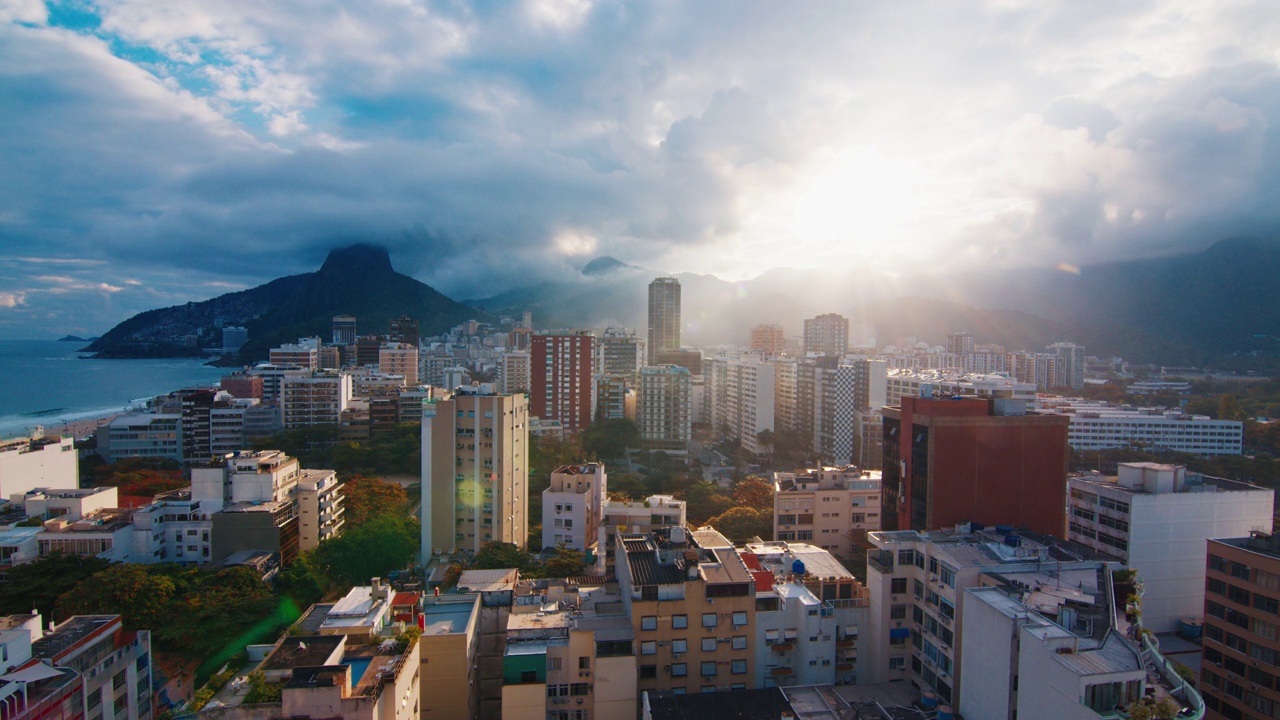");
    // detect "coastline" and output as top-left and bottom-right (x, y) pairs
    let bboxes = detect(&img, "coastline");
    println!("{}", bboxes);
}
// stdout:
(2, 410), (123, 443)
